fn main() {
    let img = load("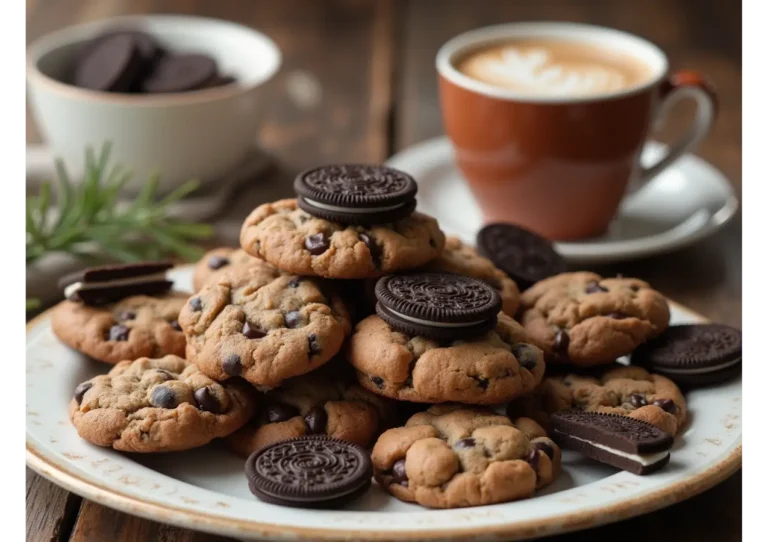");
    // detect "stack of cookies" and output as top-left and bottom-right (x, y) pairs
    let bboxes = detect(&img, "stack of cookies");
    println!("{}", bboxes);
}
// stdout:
(54, 163), (741, 510)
